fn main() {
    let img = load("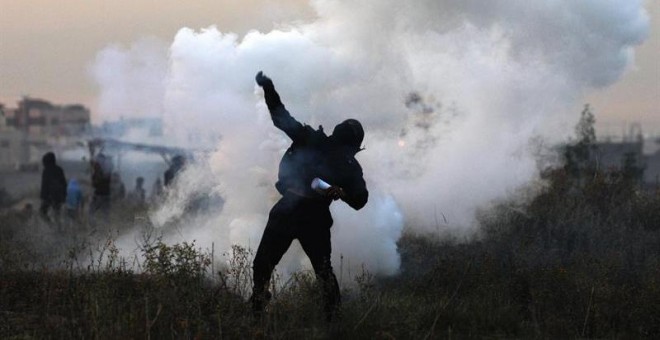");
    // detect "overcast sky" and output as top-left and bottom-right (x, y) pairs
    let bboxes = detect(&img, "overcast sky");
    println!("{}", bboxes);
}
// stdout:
(0, 0), (657, 134)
